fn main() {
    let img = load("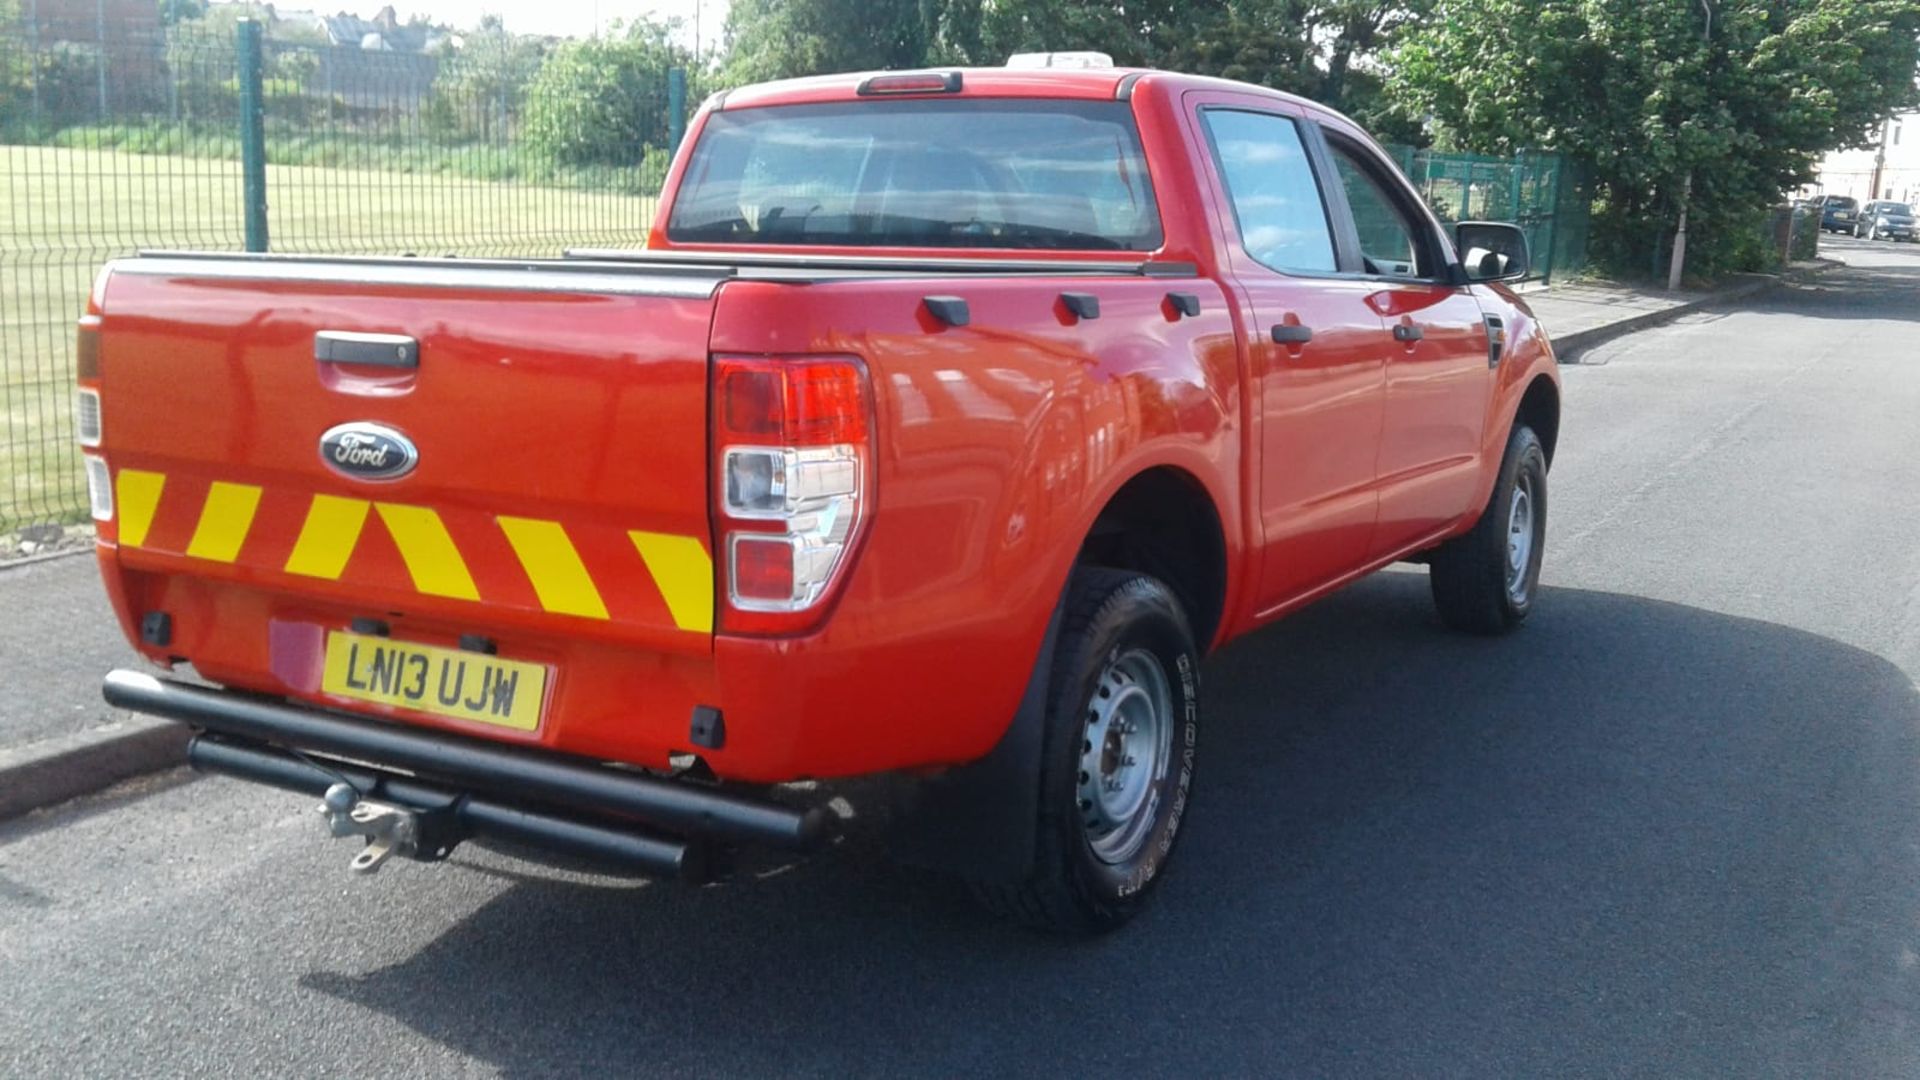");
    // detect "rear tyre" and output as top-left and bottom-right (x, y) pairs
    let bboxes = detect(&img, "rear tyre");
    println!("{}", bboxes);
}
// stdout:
(972, 568), (1200, 934)
(1428, 423), (1547, 635)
